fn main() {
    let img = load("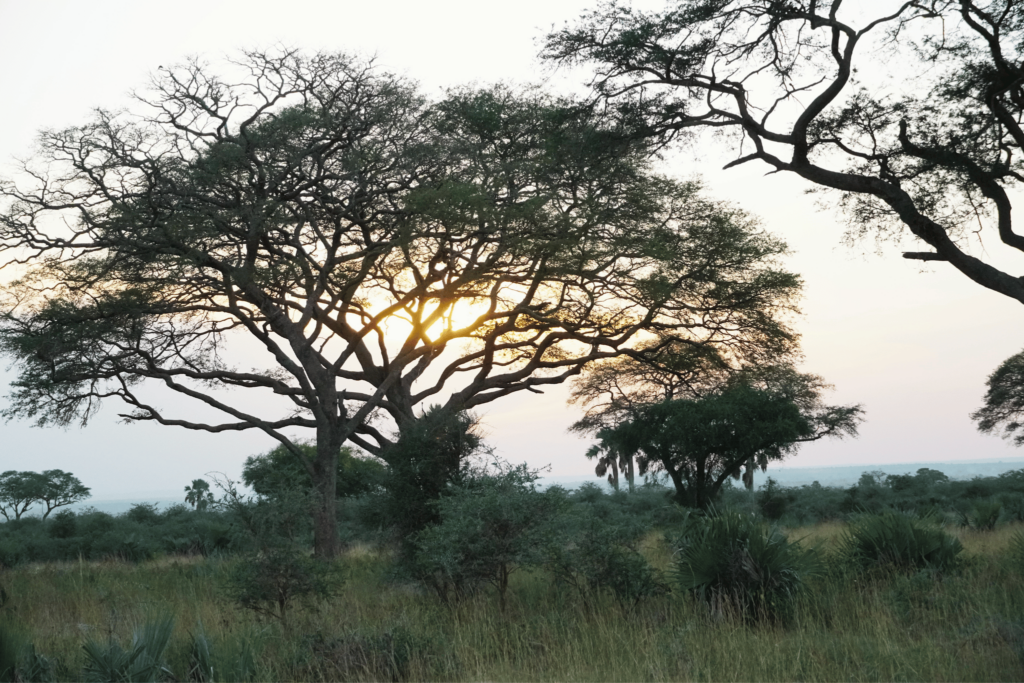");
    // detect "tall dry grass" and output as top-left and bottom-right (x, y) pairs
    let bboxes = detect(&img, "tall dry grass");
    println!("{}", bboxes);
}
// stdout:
(0, 522), (1021, 680)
